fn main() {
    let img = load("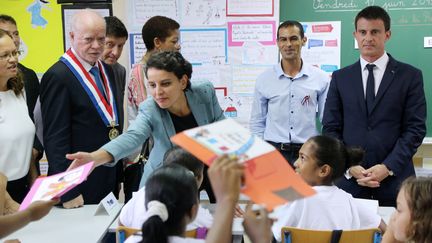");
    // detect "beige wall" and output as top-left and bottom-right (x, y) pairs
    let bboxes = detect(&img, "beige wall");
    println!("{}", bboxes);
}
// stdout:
(112, 0), (129, 71)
